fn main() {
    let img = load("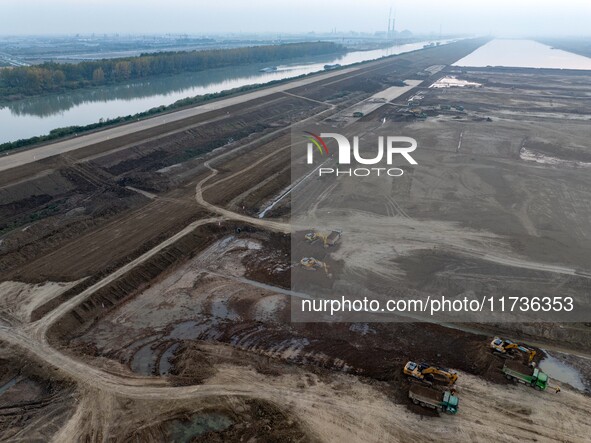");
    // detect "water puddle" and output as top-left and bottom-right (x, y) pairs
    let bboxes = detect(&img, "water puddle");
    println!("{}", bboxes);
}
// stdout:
(130, 343), (159, 375)
(165, 412), (233, 442)
(167, 319), (224, 341)
(539, 352), (586, 391)
(211, 300), (240, 320)
(169, 320), (206, 340)
(159, 343), (179, 376)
